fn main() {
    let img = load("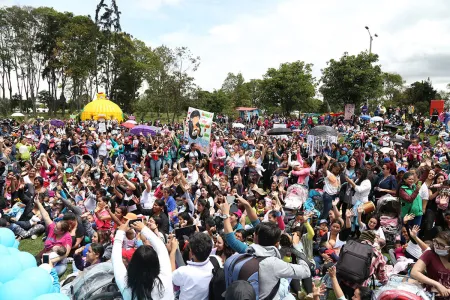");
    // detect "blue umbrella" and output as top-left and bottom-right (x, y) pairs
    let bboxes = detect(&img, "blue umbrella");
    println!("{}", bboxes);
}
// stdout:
(360, 115), (371, 121)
